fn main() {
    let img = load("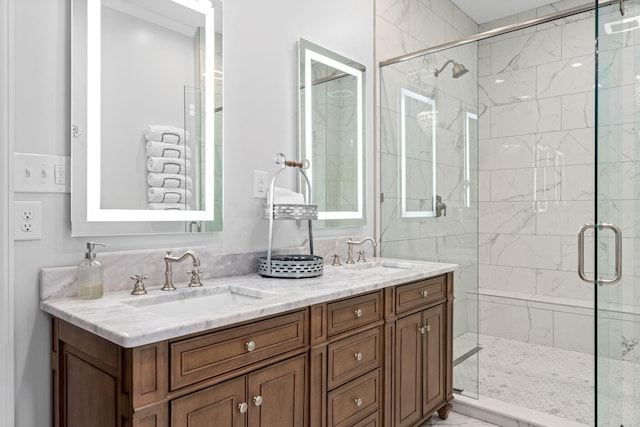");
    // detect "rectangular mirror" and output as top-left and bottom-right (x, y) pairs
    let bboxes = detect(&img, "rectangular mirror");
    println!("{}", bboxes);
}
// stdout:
(71, 0), (223, 235)
(298, 38), (365, 227)
(400, 88), (437, 218)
